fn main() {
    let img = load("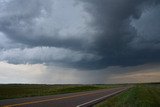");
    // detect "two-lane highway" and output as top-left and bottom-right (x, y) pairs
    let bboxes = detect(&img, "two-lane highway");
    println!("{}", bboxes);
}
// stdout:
(0, 87), (130, 107)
